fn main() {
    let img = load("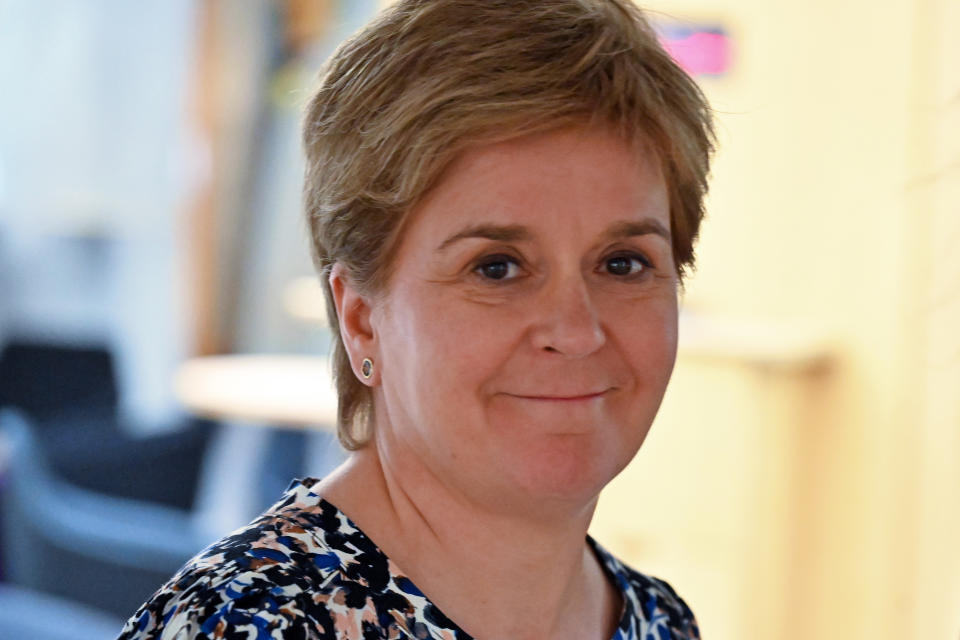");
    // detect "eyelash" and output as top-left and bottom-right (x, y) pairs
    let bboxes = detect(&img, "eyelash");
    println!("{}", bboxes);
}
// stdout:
(471, 251), (654, 282)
